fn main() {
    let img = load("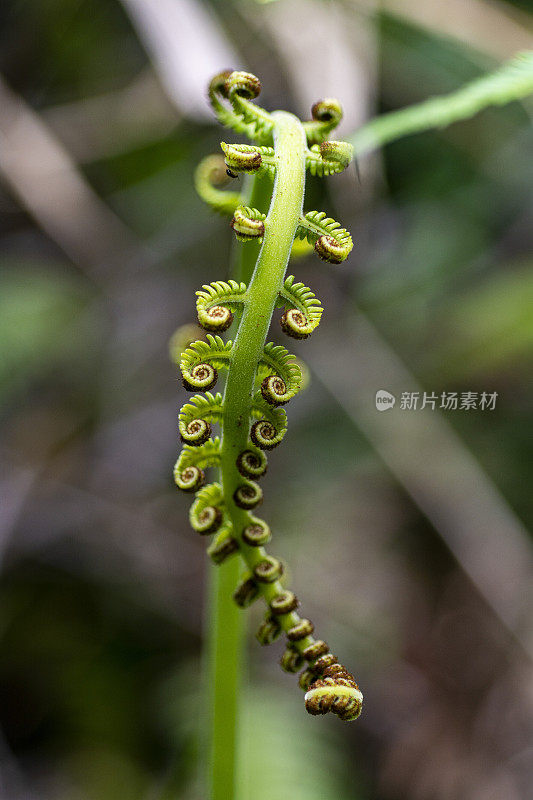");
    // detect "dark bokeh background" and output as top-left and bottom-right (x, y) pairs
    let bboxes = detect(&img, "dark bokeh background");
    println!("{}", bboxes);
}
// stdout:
(1, 1), (532, 798)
